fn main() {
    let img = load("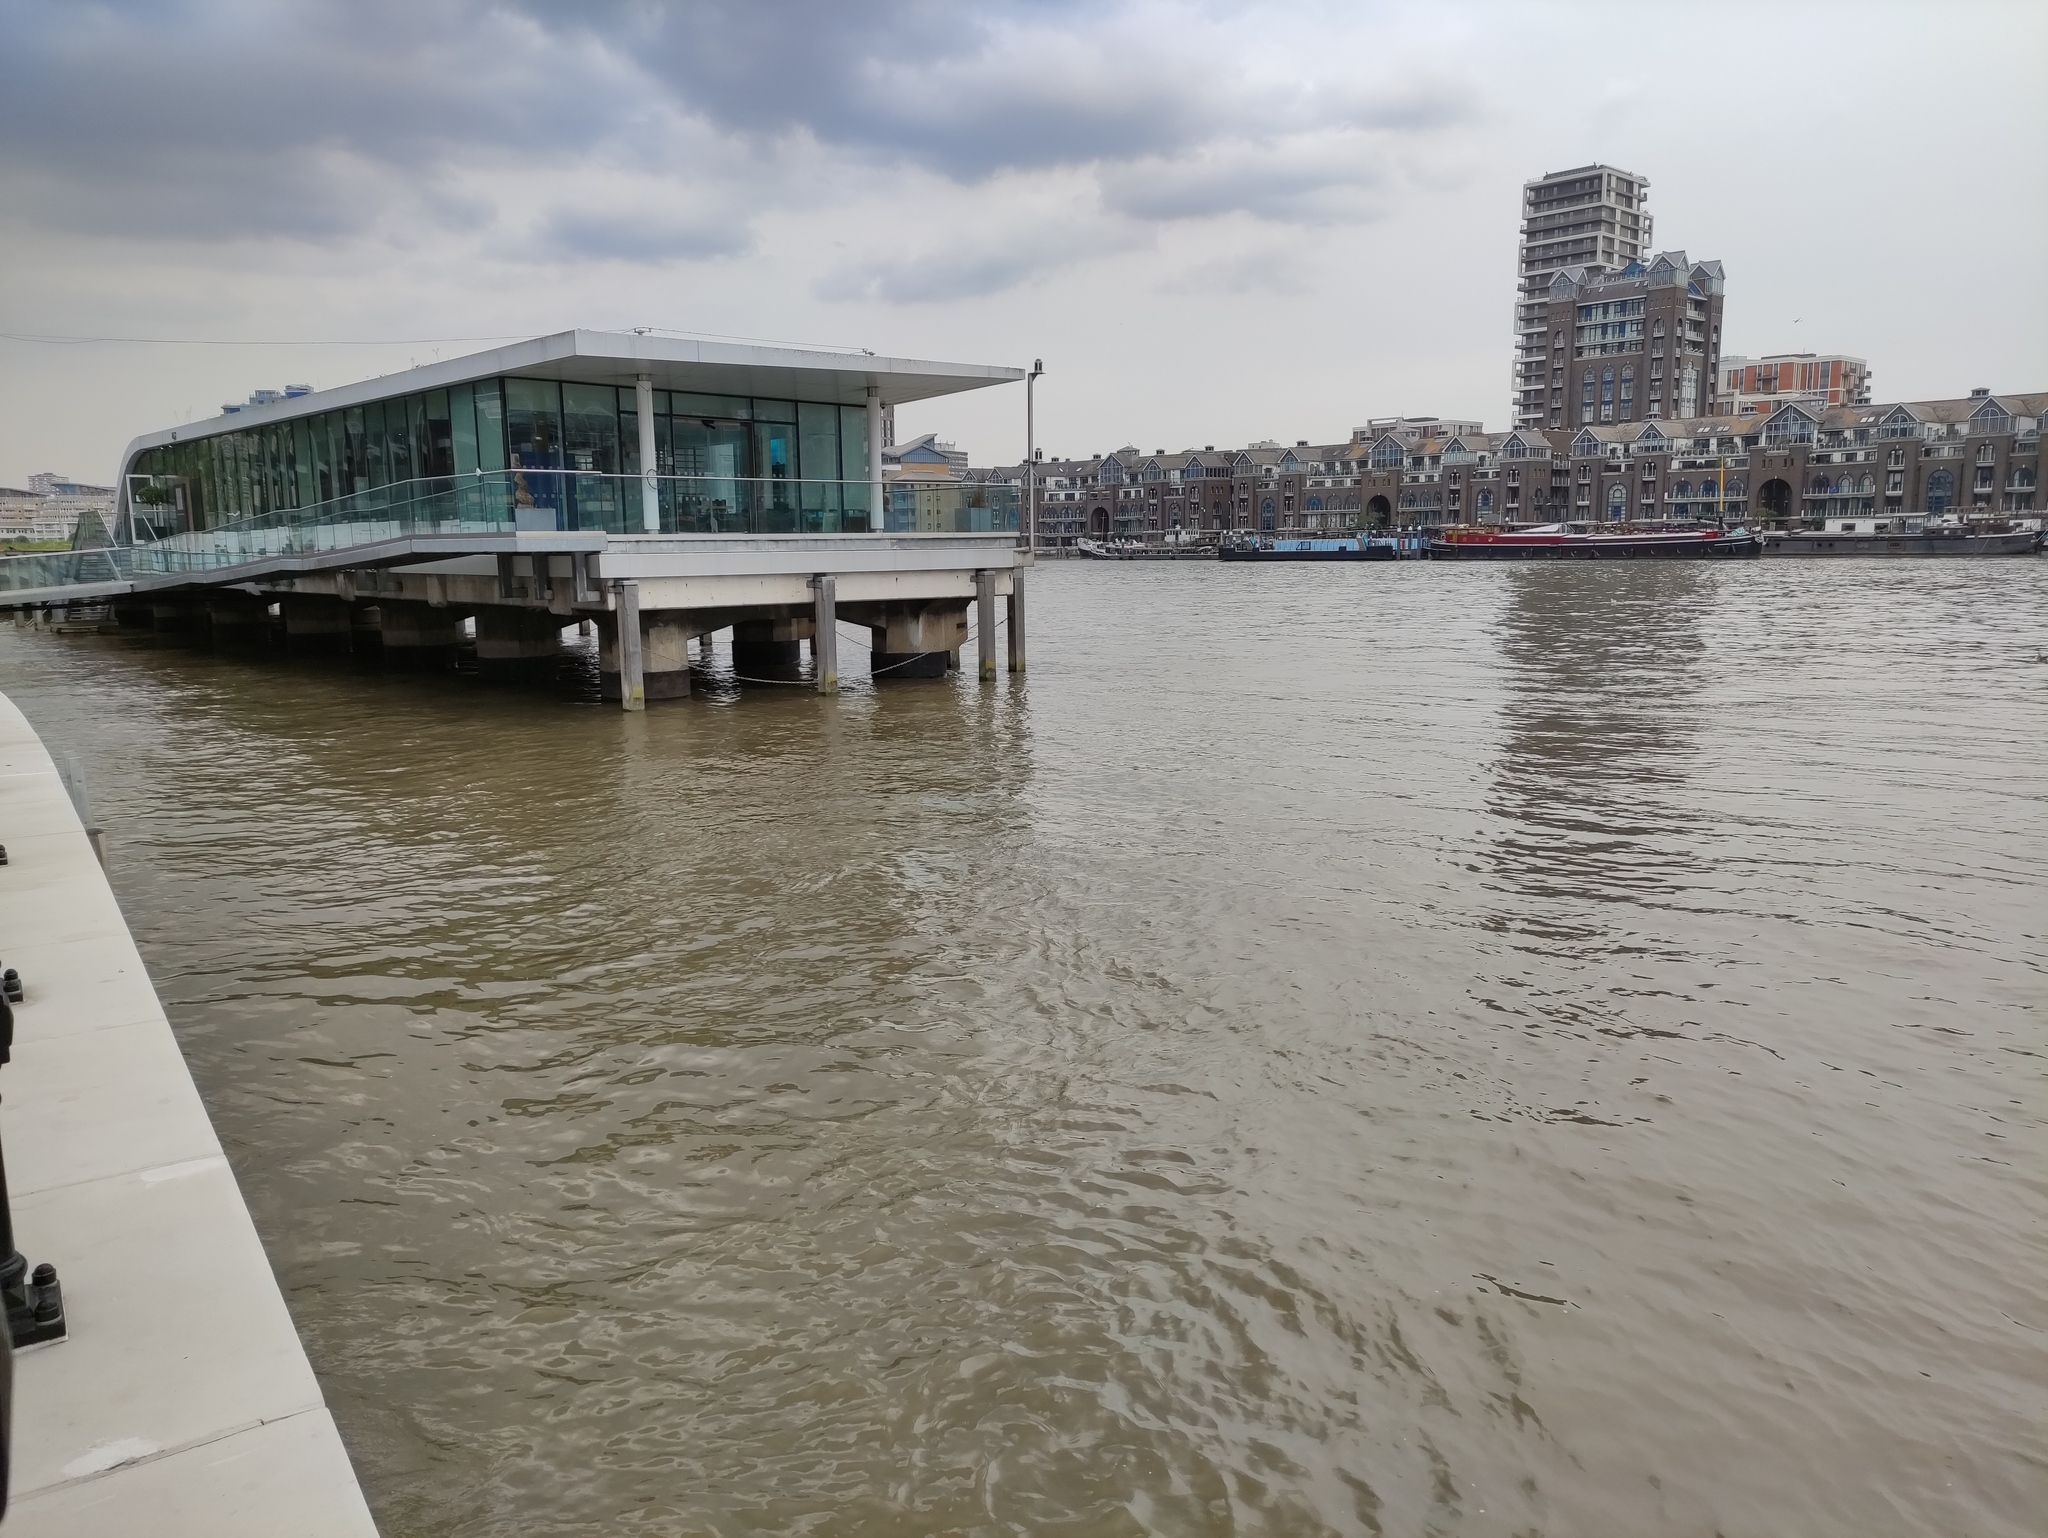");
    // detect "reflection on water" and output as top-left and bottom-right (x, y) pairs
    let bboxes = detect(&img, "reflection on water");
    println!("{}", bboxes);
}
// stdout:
(3, 558), (2043, 1537)
(1488, 565), (1709, 917)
